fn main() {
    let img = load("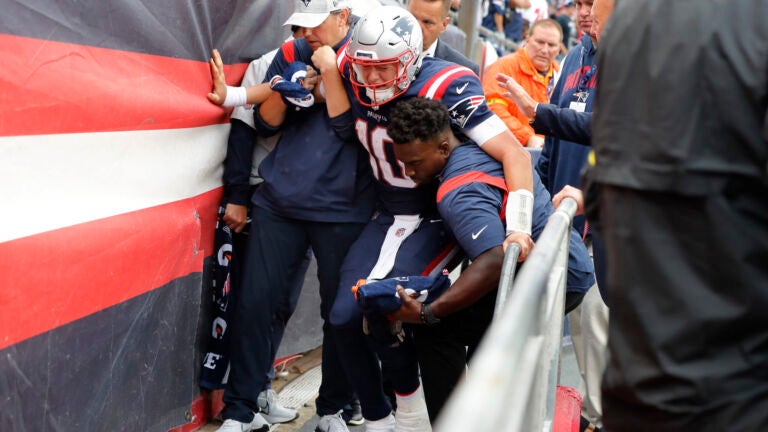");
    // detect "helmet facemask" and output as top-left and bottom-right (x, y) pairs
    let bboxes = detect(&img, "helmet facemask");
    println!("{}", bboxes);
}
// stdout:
(348, 49), (419, 107)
